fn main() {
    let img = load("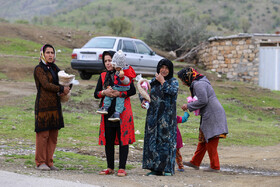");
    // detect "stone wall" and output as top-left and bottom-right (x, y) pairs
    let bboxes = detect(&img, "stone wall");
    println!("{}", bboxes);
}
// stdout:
(197, 36), (260, 84)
